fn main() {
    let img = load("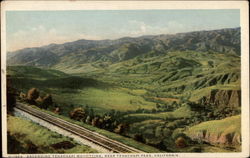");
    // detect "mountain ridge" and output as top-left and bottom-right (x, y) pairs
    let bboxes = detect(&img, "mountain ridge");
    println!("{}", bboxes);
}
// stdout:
(7, 27), (240, 70)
